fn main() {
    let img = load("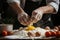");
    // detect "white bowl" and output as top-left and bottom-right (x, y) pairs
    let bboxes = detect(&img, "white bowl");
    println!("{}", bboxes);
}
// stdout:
(0, 24), (13, 33)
